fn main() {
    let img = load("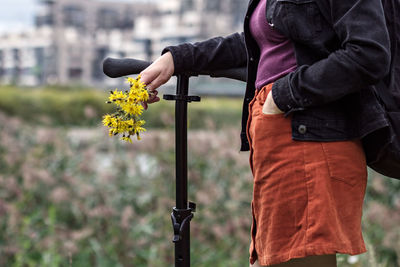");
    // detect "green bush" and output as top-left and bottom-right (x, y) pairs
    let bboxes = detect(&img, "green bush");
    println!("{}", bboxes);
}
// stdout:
(0, 86), (113, 126)
(0, 86), (243, 129)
